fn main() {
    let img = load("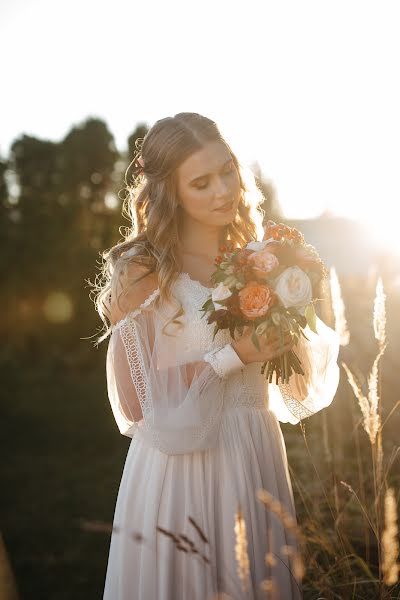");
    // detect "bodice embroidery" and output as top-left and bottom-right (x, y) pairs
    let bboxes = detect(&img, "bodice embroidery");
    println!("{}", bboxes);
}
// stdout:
(172, 274), (267, 410)
(112, 272), (267, 412)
